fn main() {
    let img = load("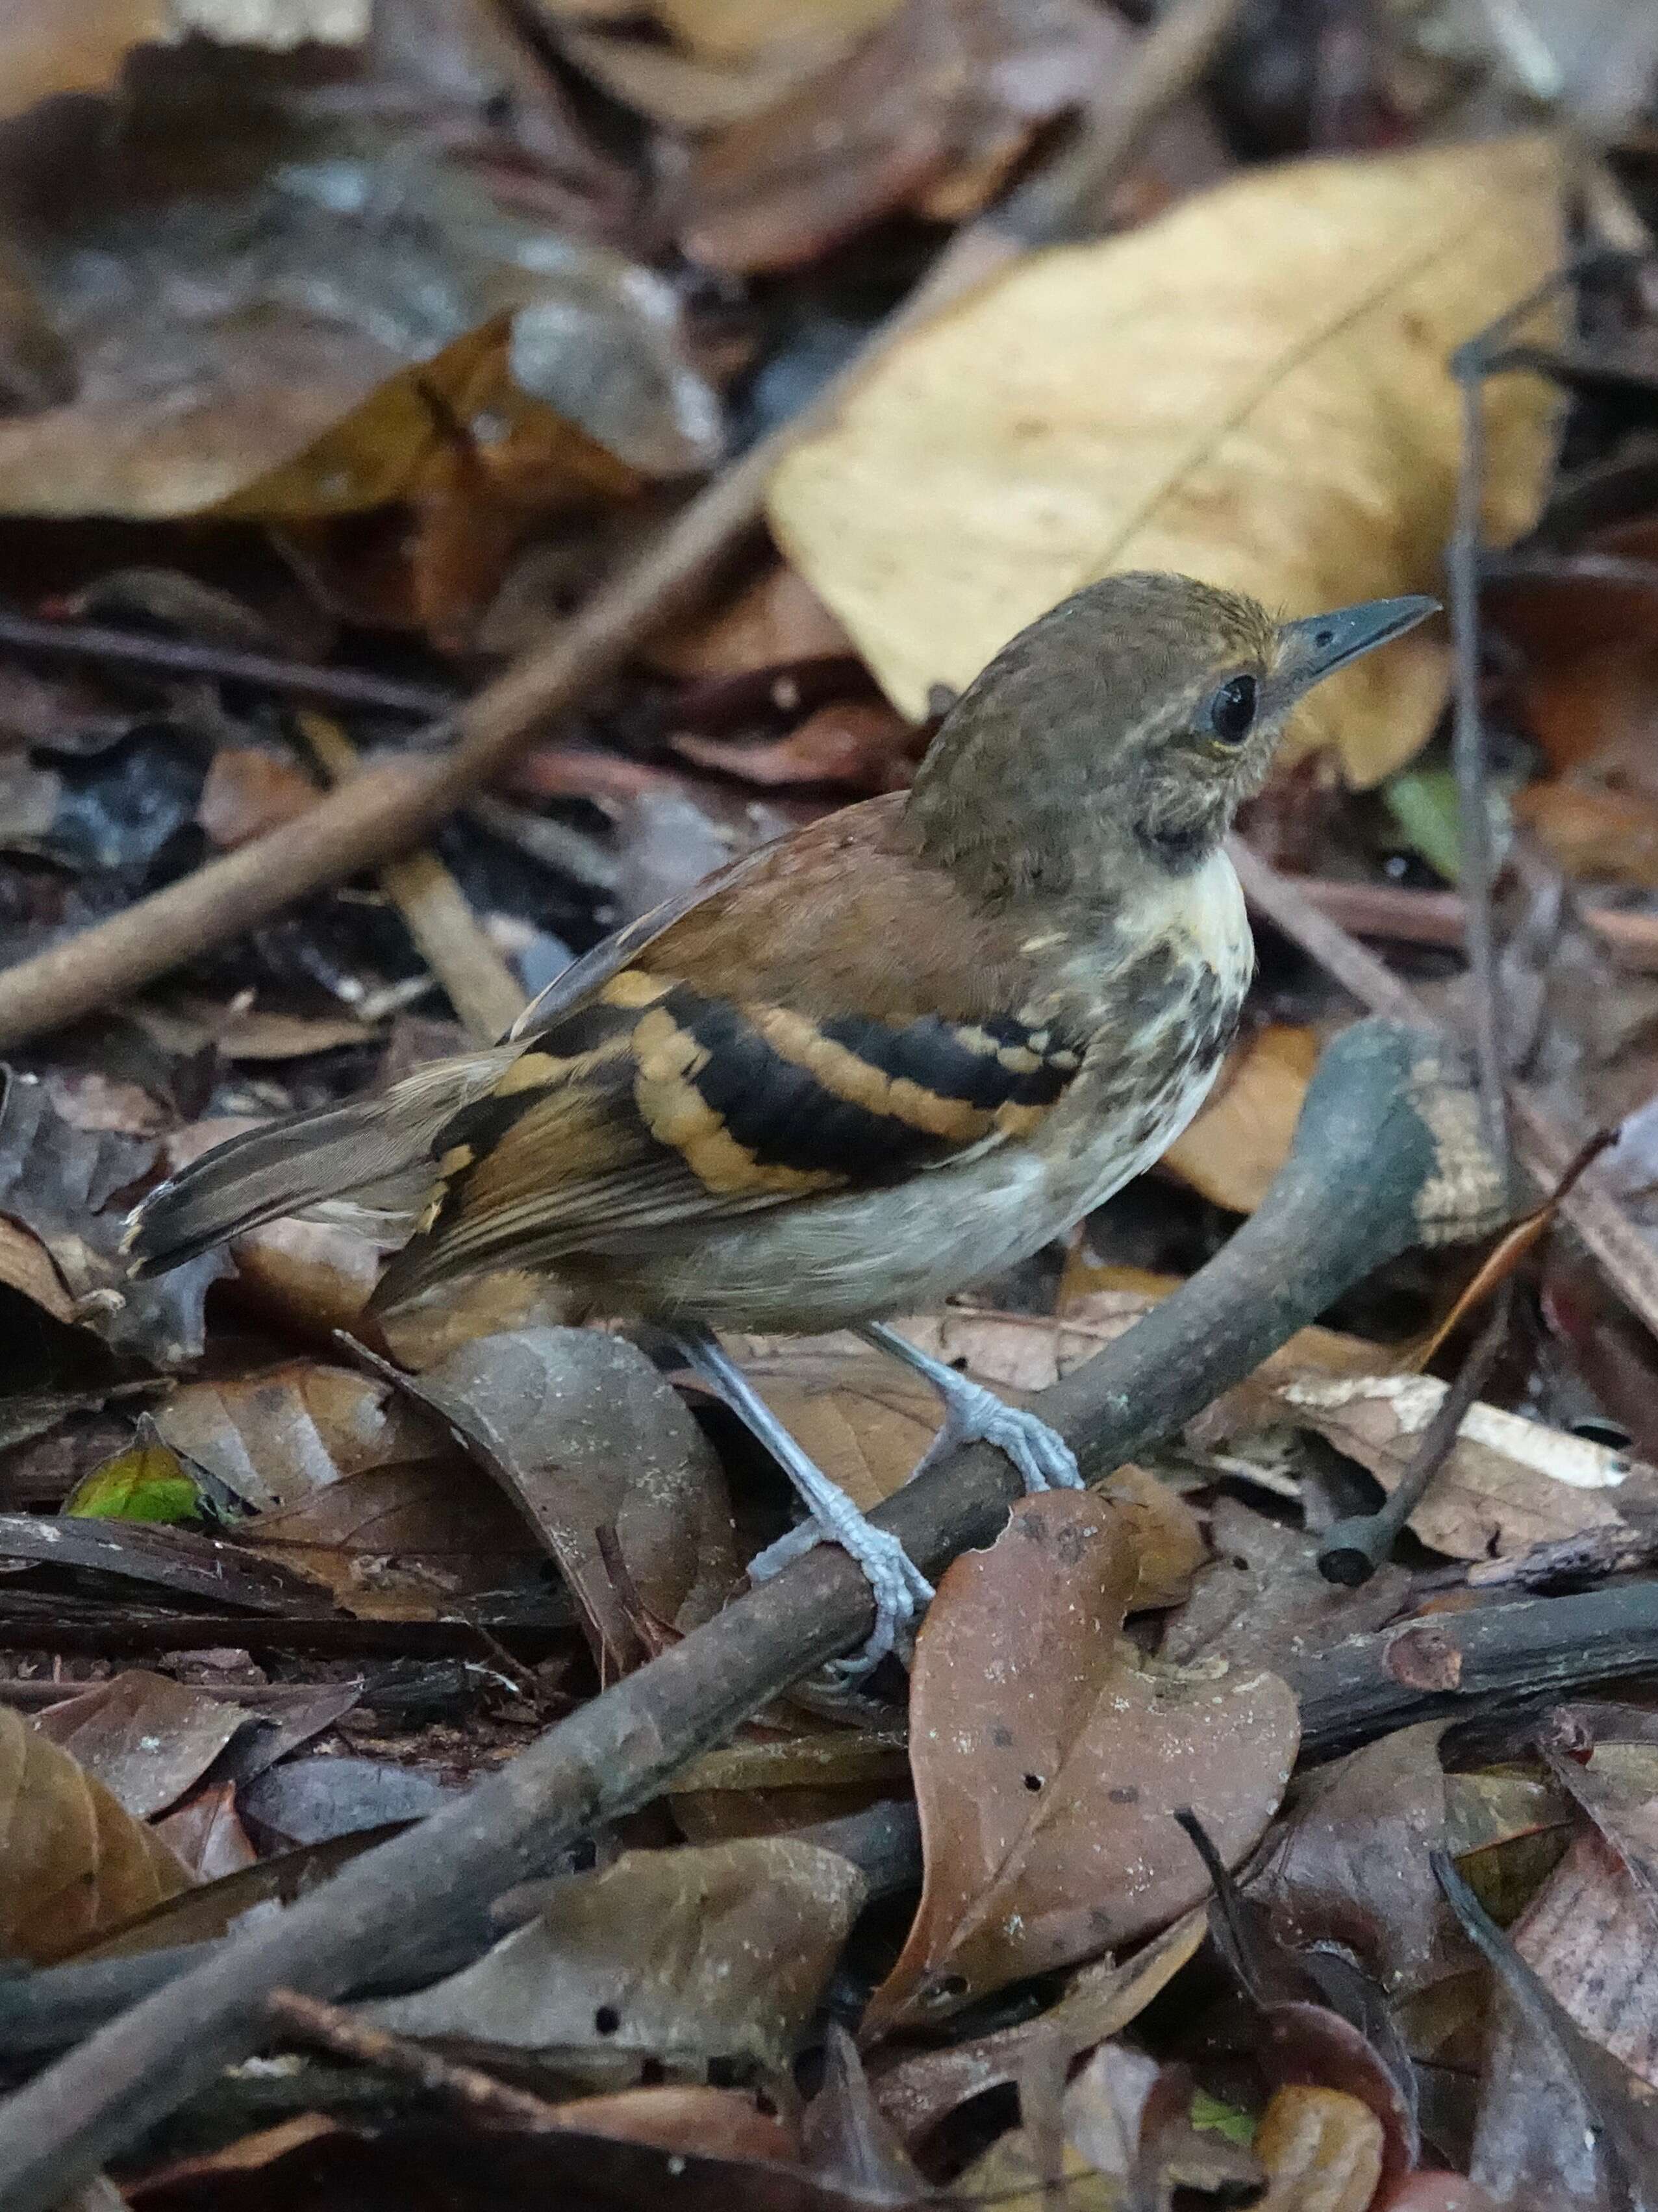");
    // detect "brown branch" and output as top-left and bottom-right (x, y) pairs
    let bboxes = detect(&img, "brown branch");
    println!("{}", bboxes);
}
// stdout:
(0, 607), (451, 720)
(1280, 876), (1658, 973)
(297, 712), (526, 1045)
(0, 1017), (1495, 2208)
(266, 1988), (564, 2130)
(1231, 839), (1658, 1343)
(0, 0), (1246, 1054)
